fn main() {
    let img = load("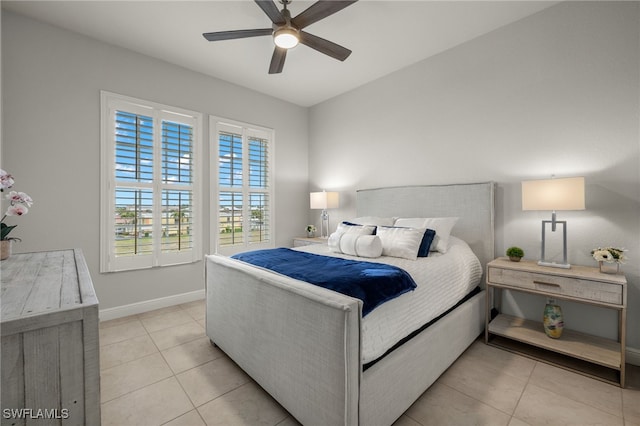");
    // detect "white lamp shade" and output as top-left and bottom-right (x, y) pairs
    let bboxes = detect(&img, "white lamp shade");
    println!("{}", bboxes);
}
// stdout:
(522, 177), (585, 211)
(310, 191), (339, 209)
